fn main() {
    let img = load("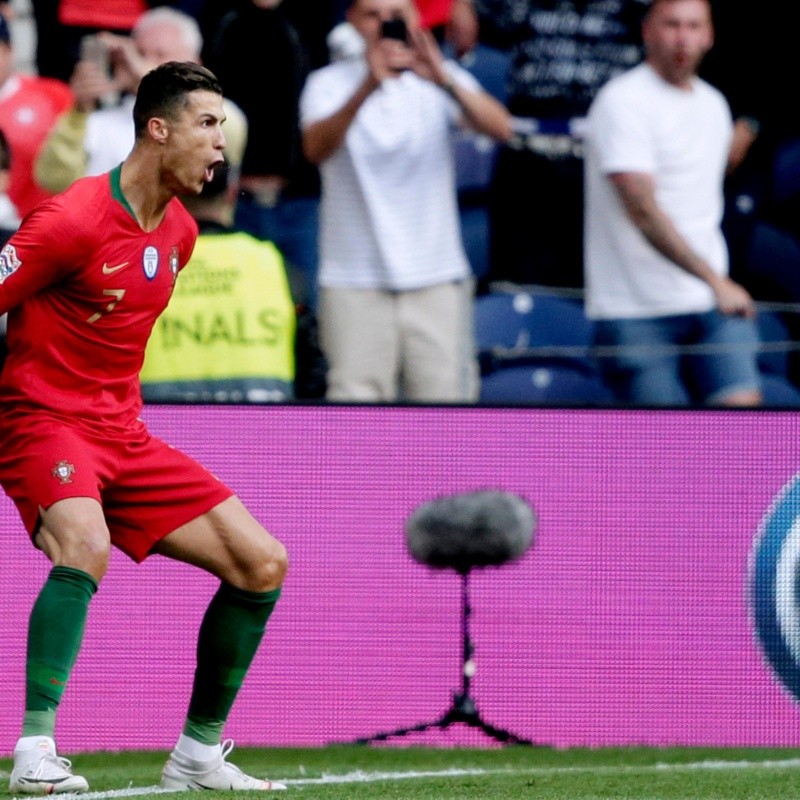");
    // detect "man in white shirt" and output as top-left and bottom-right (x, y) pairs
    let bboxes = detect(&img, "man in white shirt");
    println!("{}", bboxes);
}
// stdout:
(584, 0), (761, 406)
(300, 0), (511, 402)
